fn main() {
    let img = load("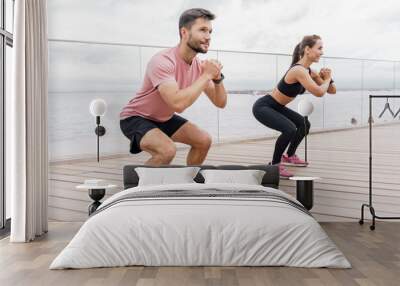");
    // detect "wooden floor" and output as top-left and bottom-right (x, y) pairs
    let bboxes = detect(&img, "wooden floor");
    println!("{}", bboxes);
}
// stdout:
(49, 123), (400, 222)
(1, 221), (400, 286)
